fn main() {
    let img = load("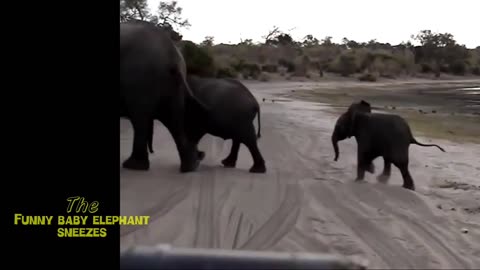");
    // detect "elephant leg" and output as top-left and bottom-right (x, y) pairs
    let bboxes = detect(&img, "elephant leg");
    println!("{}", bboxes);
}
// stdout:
(189, 131), (206, 161)
(123, 114), (150, 171)
(395, 161), (415, 190)
(161, 105), (199, 173)
(222, 140), (240, 168)
(366, 162), (376, 174)
(391, 148), (415, 190)
(377, 158), (392, 183)
(197, 150), (206, 161)
(242, 124), (266, 173)
(355, 147), (372, 181)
